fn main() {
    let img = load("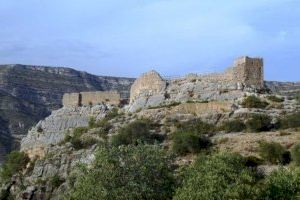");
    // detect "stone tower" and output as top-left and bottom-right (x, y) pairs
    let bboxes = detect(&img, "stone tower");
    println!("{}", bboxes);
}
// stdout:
(233, 56), (264, 88)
